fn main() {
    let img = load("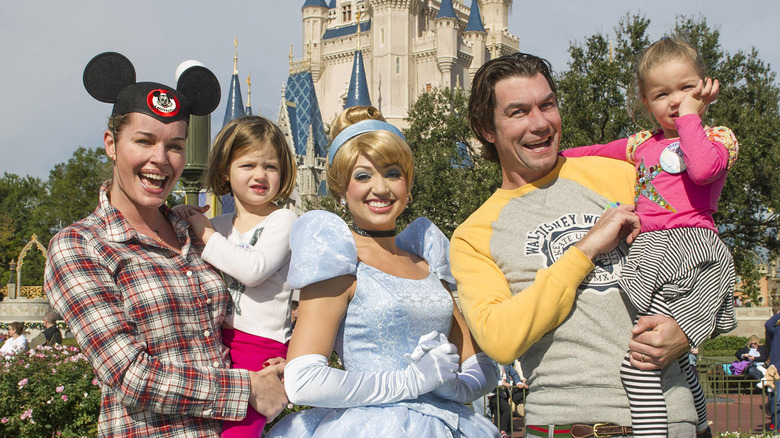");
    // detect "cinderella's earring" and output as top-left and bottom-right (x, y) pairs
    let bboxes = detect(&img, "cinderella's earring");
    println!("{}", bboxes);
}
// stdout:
(340, 197), (347, 212)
